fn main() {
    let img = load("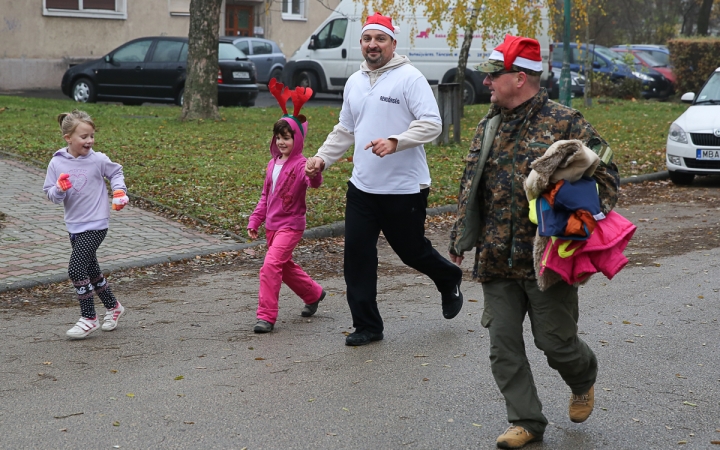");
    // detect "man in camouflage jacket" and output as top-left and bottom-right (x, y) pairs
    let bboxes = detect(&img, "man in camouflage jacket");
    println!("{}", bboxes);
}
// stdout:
(448, 35), (619, 449)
